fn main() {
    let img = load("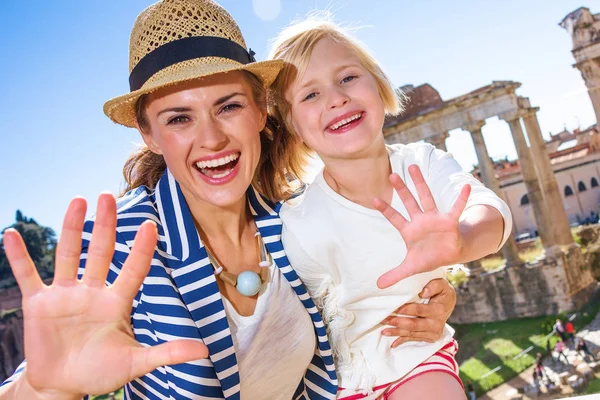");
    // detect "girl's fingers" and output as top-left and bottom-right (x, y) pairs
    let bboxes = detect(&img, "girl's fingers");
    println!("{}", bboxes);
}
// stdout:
(408, 165), (437, 213)
(53, 197), (87, 285)
(449, 184), (471, 220)
(3, 229), (44, 298)
(131, 339), (208, 378)
(373, 197), (408, 231)
(389, 173), (422, 217)
(112, 220), (157, 302)
(83, 194), (117, 287)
